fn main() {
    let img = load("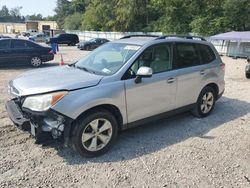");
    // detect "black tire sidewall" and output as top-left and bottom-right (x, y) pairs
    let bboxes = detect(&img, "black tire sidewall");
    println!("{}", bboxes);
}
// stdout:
(246, 73), (250, 79)
(72, 110), (118, 157)
(196, 86), (216, 118)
